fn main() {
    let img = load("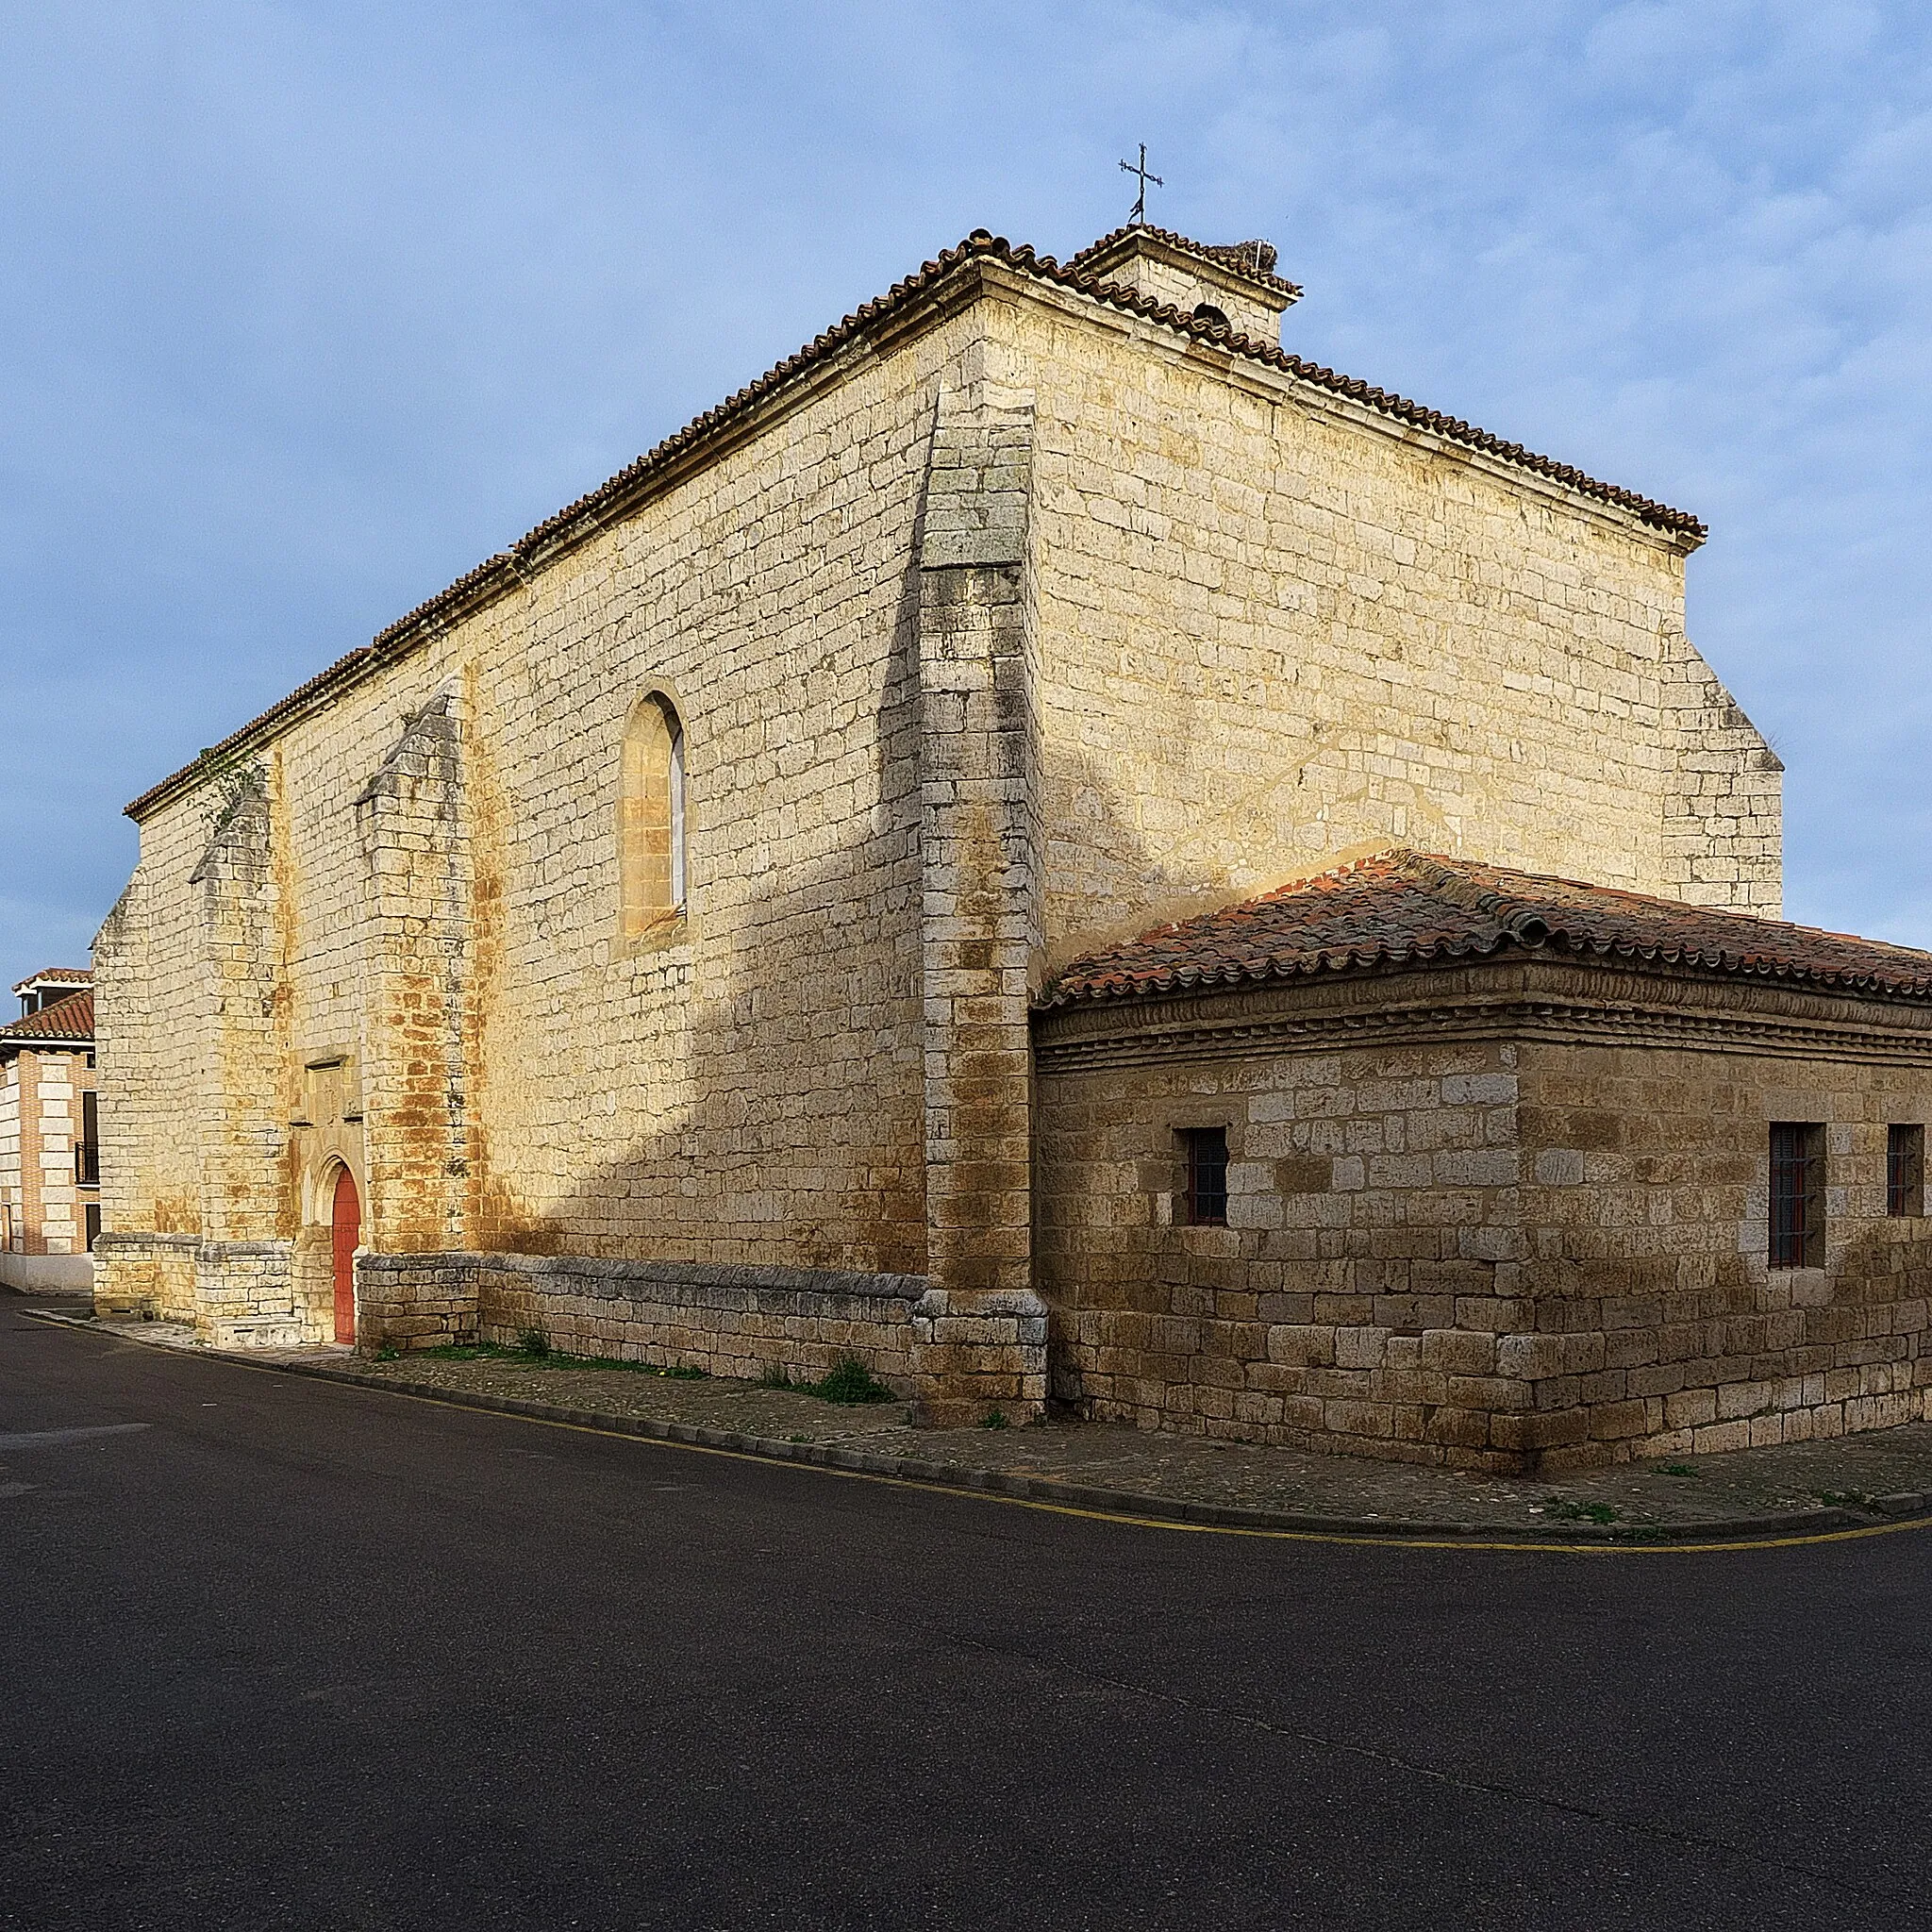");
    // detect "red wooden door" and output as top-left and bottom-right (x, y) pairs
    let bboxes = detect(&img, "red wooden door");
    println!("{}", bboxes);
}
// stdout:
(330, 1167), (360, 1344)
